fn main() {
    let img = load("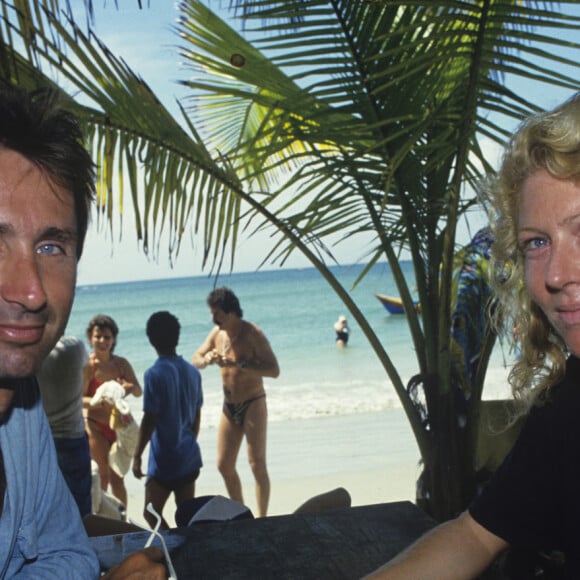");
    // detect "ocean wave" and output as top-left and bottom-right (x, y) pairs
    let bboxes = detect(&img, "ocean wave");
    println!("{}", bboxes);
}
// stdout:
(125, 361), (513, 430)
